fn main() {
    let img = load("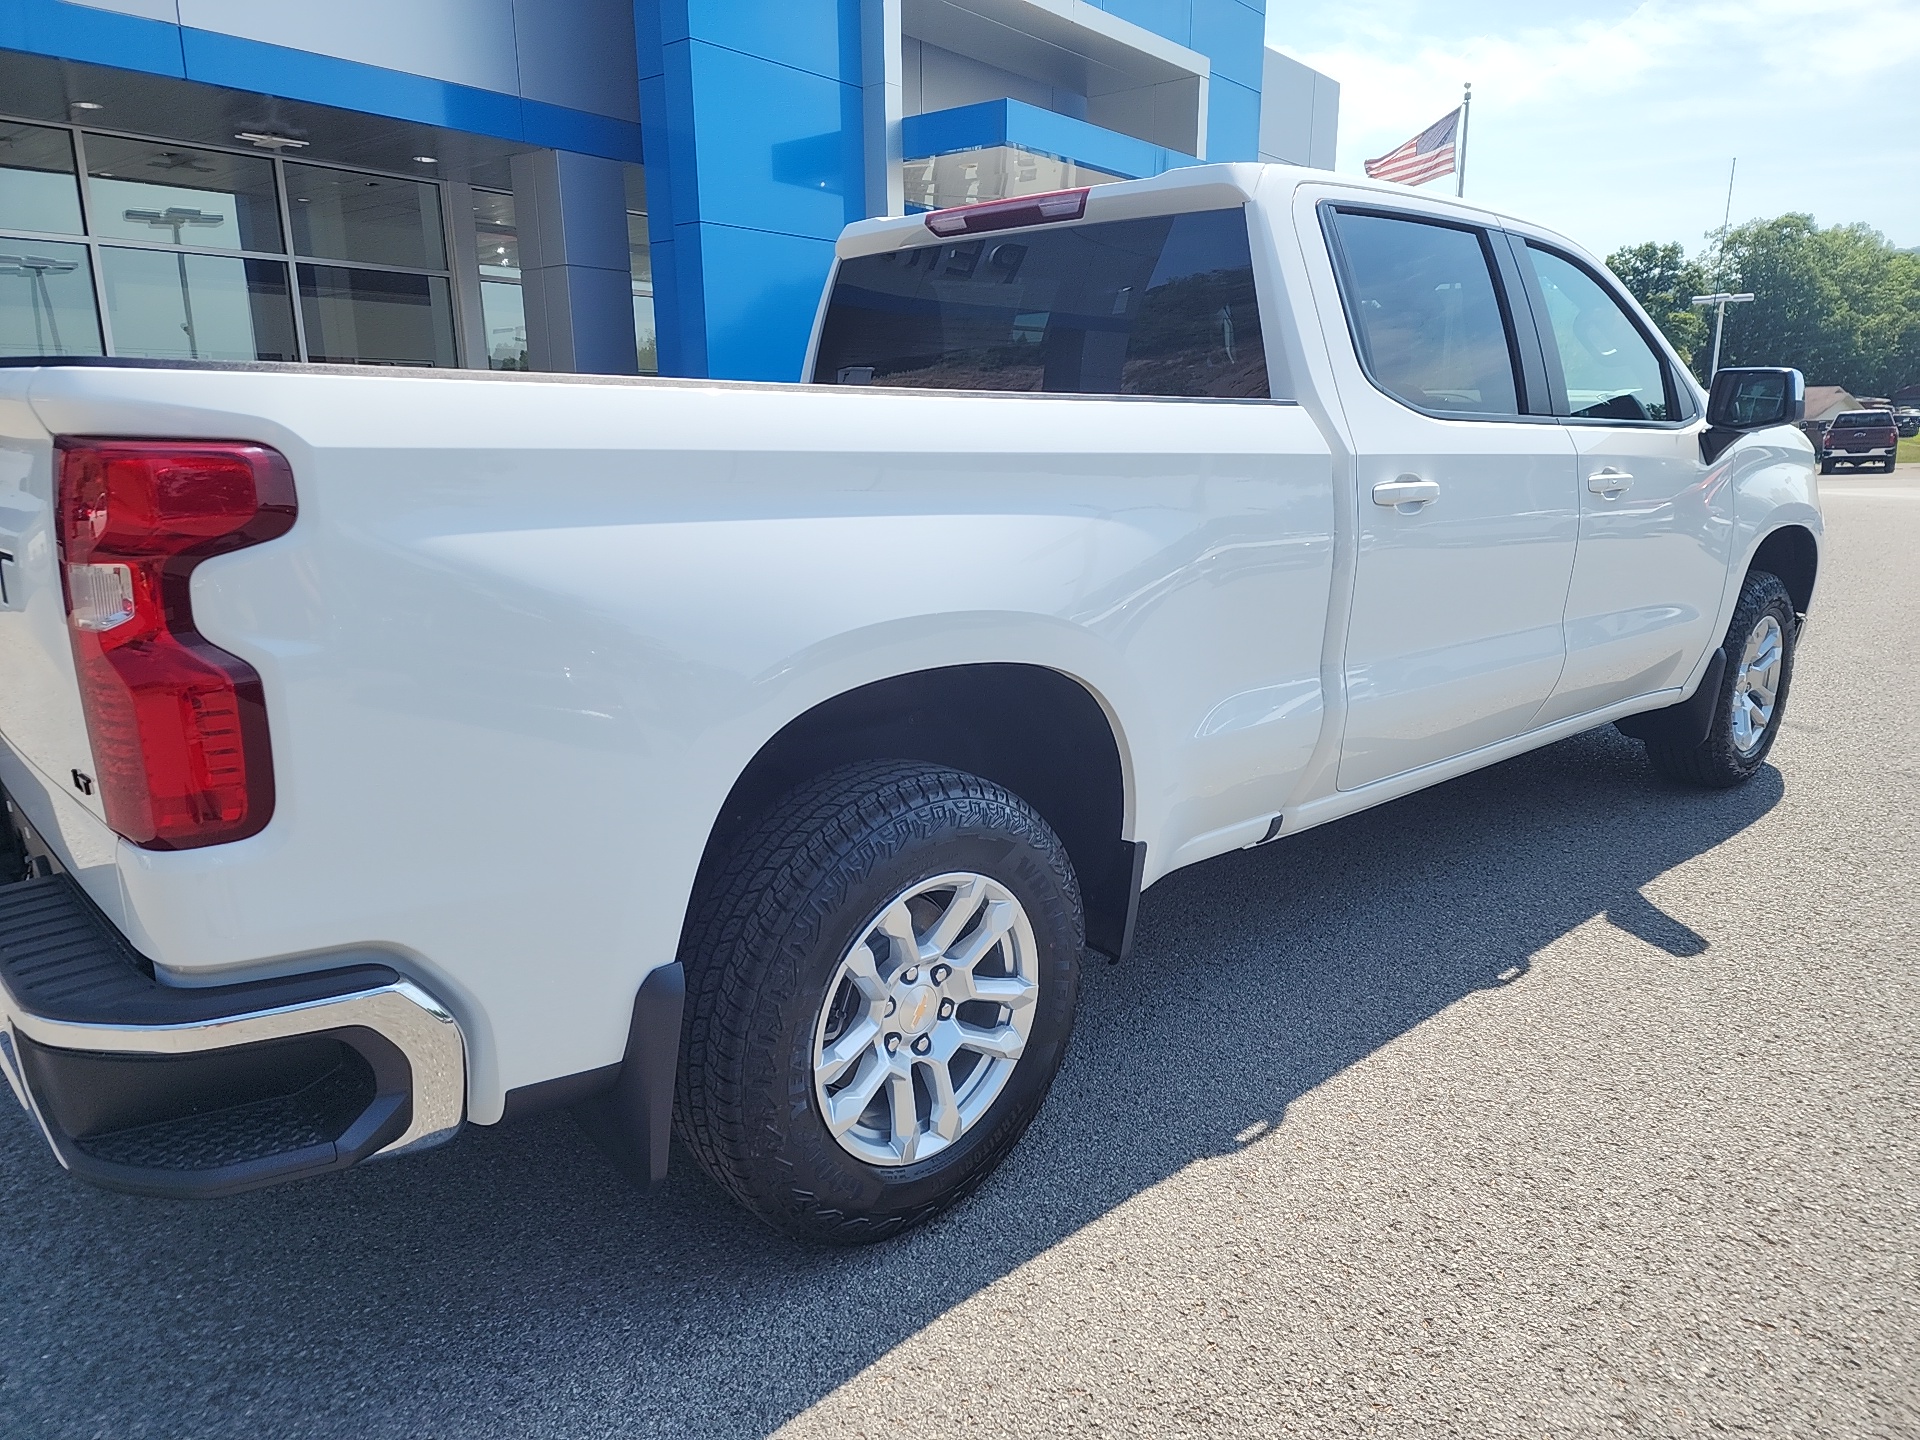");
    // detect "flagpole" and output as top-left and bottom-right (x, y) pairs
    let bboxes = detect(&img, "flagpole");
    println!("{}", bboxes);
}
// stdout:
(1456, 82), (1471, 197)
